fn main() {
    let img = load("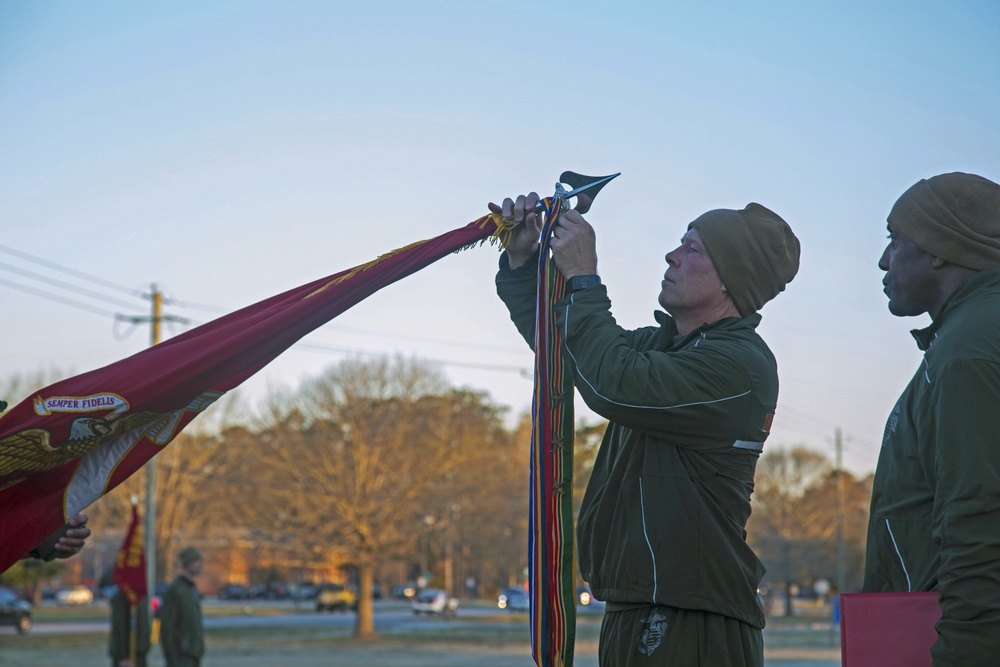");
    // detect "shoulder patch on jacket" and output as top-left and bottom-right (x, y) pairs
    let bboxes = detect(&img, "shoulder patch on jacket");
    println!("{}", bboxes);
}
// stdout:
(762, 413), (774, 433)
